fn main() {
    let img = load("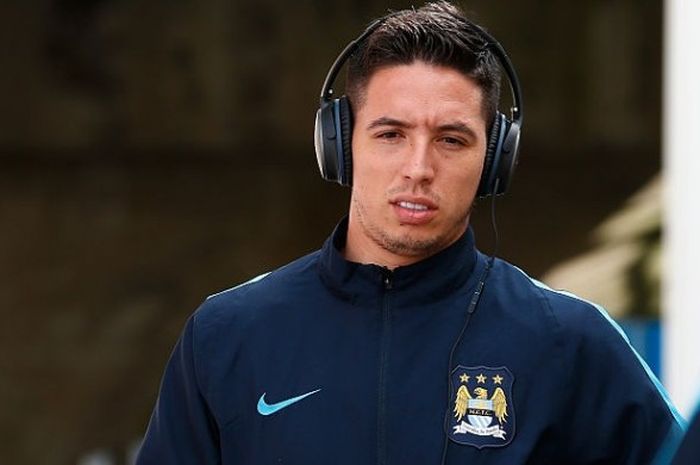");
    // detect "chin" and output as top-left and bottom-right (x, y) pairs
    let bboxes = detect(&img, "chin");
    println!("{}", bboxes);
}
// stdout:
(380, 228), (451, 258)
